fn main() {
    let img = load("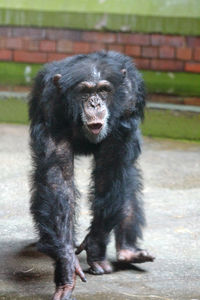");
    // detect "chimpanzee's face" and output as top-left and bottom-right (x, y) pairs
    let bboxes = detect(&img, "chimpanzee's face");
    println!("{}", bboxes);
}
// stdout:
(75, 78), (114, 143)
(53, 62), (124, 144)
